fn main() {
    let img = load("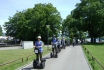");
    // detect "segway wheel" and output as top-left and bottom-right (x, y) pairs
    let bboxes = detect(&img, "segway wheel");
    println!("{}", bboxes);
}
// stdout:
(64, 46), (65, 49)
(33, 60), (38, 68)
(59, 48), (61, 52)
(58, 49), (60, 53)
(55, 54), (58, 58)
(40, 61), (45, 69)
(50, 53), (52, 58)
(57, 49), (59, 53)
